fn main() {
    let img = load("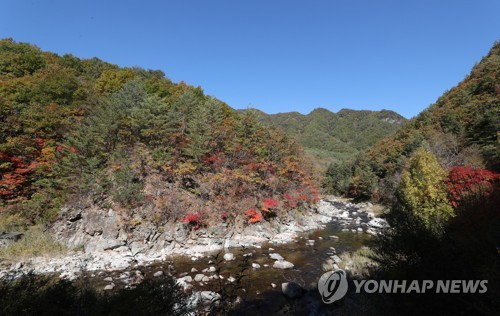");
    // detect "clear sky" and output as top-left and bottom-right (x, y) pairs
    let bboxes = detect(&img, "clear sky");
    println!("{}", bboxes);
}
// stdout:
(1, 0), (499, 118)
